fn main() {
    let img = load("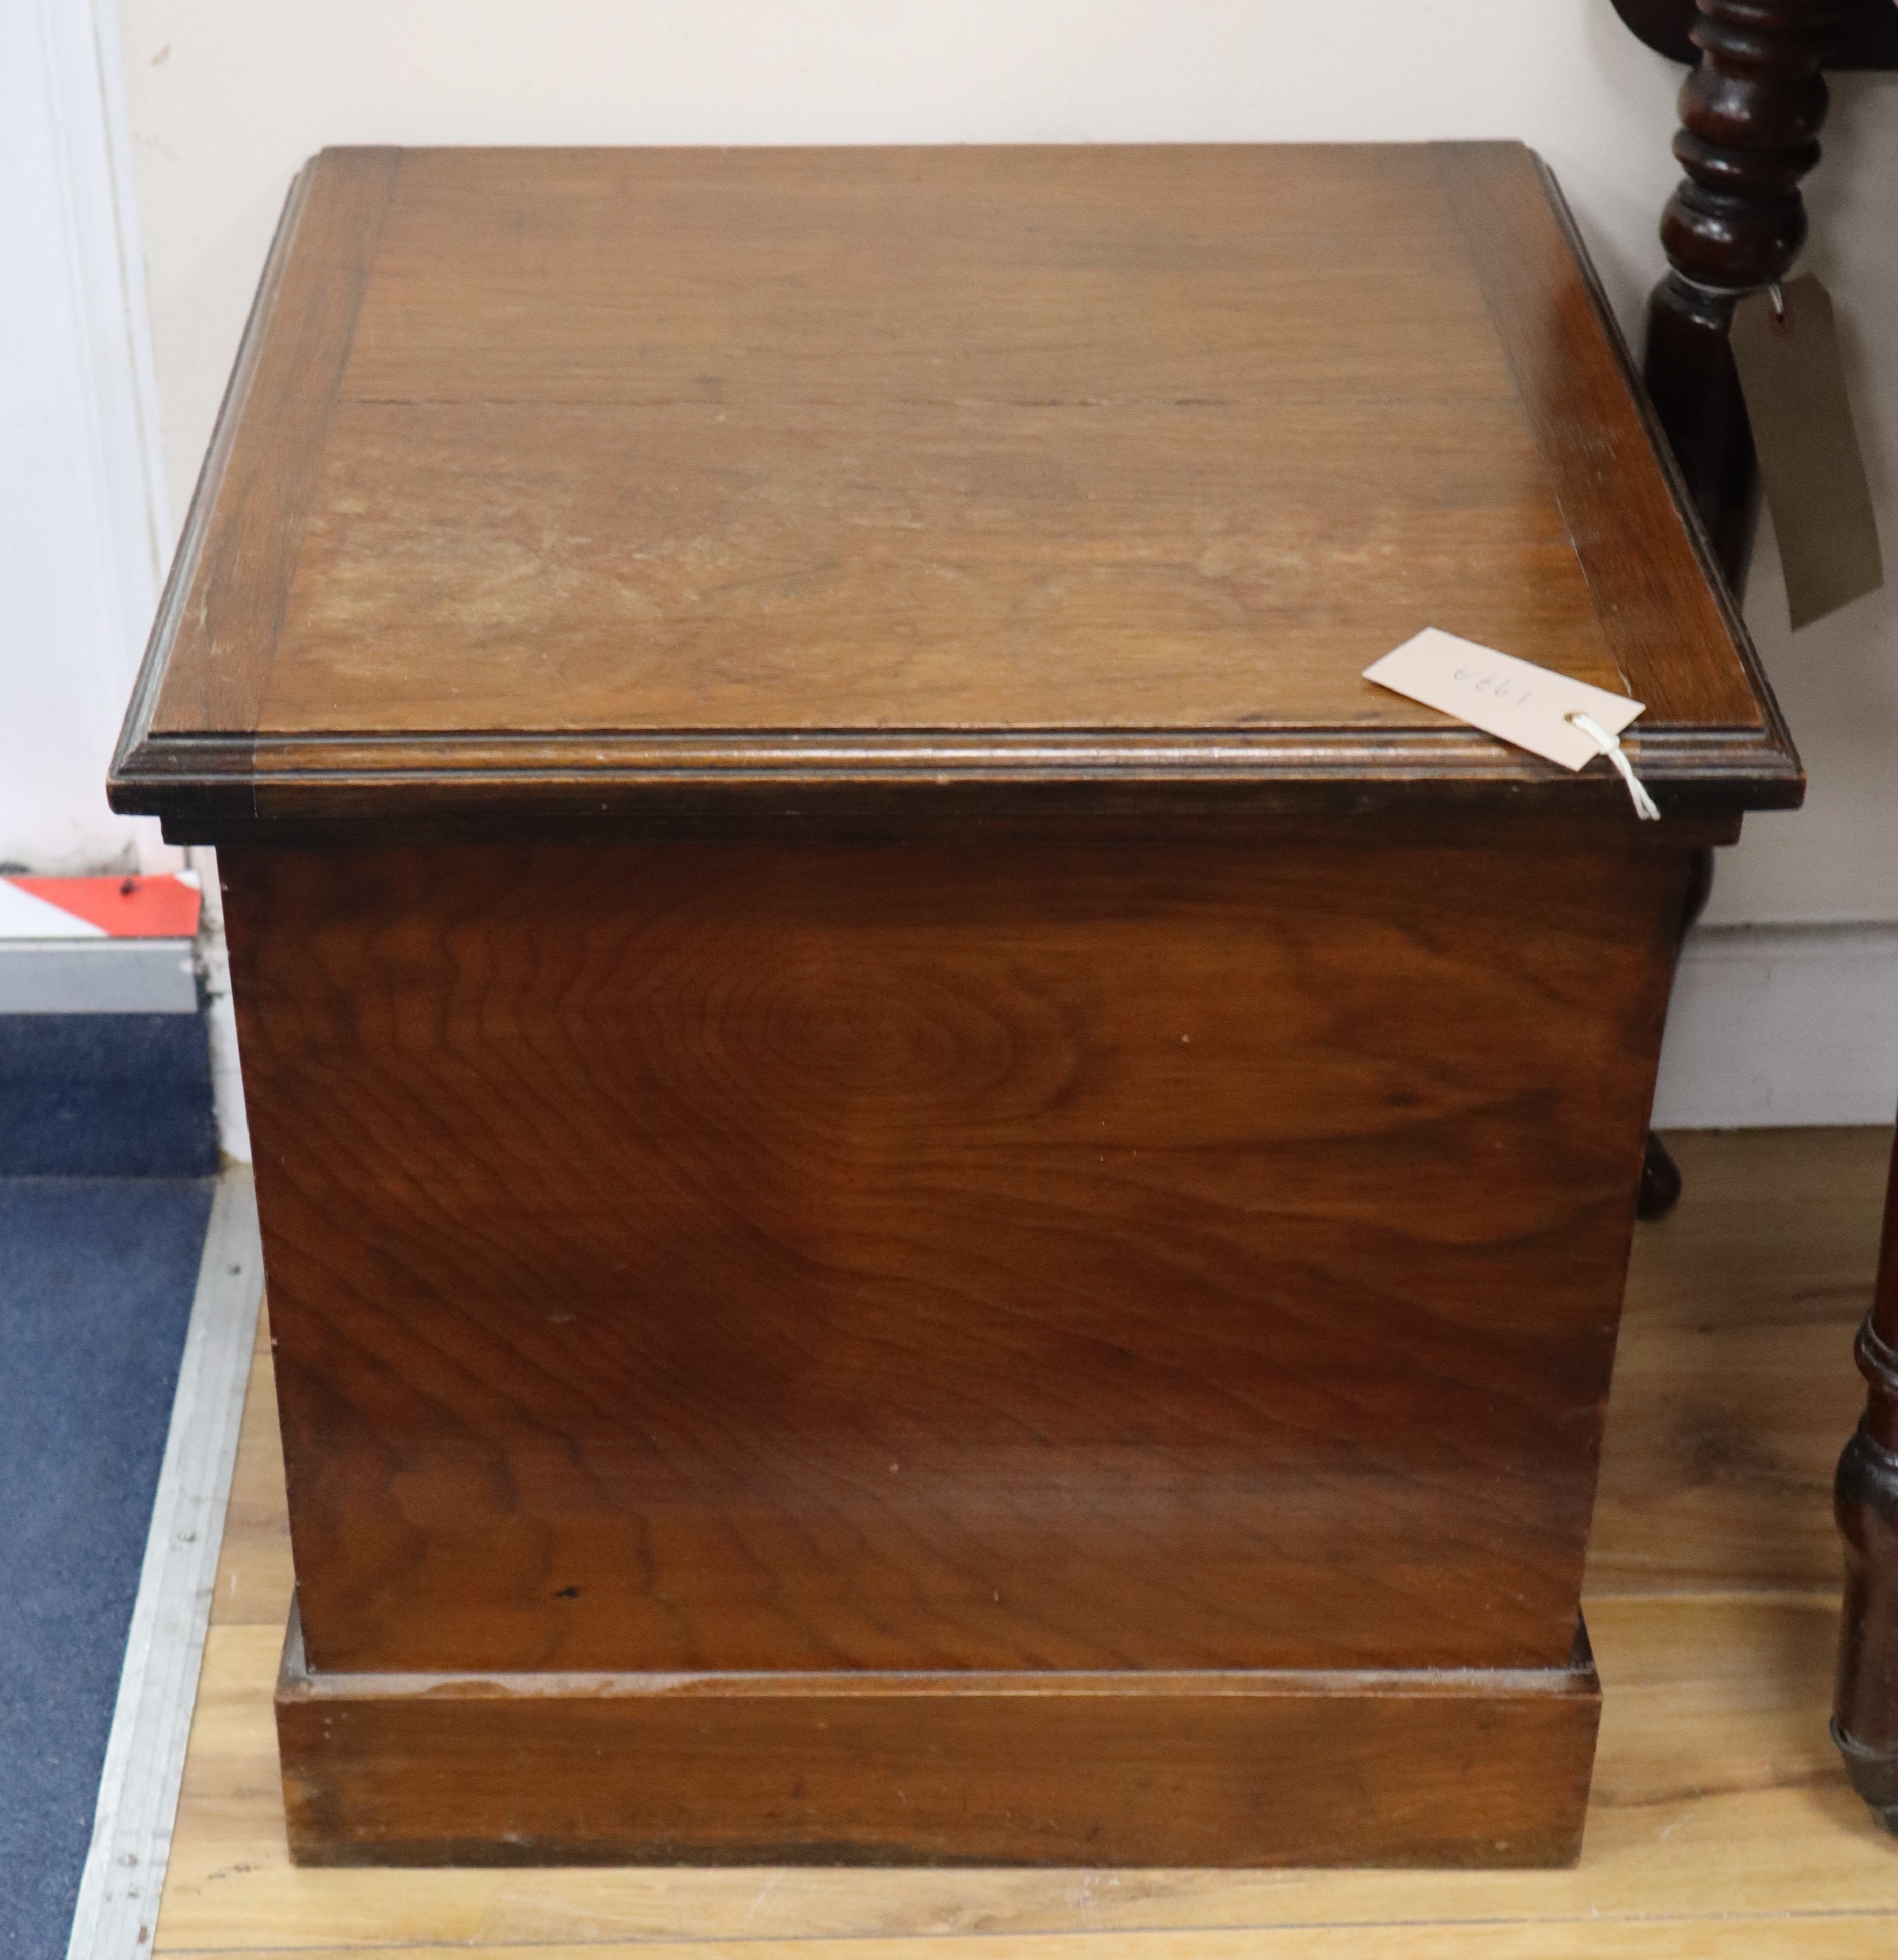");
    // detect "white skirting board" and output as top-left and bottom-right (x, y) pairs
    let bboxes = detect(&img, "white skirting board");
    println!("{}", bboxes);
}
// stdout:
(0, 941), (197, 1013)
(1653, 922), (1898, 1130)
(64, 1172), (264, 1960)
